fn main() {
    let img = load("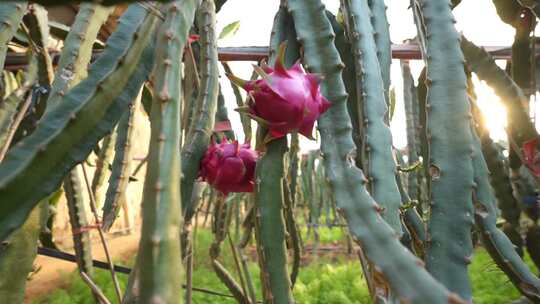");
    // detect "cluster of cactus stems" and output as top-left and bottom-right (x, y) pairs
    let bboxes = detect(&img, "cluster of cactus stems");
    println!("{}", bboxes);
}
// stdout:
(1, 0), (540, 303)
